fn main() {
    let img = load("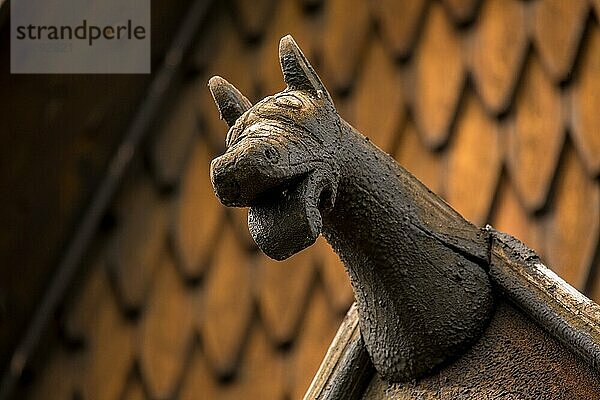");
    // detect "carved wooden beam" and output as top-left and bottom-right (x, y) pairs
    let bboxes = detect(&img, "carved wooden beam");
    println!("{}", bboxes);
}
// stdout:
(304, 304), (374, 400)
(306, 231), (600, 398)
(488, 228), (600, 369)
(208, 35), (494, 382)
